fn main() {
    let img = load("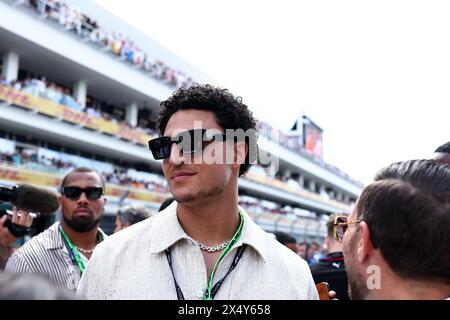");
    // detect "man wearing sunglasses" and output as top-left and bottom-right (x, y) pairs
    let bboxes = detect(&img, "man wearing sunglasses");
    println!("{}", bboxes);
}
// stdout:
(6, 167), (107, 290)
(78, 84), (318, 300)
(311, 213), (349, 300)
(341, 159), (450, 300)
